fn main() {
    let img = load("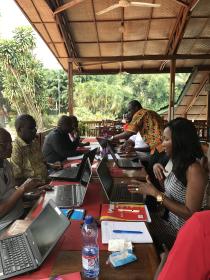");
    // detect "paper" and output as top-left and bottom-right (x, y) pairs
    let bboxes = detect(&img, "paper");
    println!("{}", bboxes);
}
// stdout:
(101, 221), (153, 244)
(108, 239), (132, 251)
(67, 155), (84, 160)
